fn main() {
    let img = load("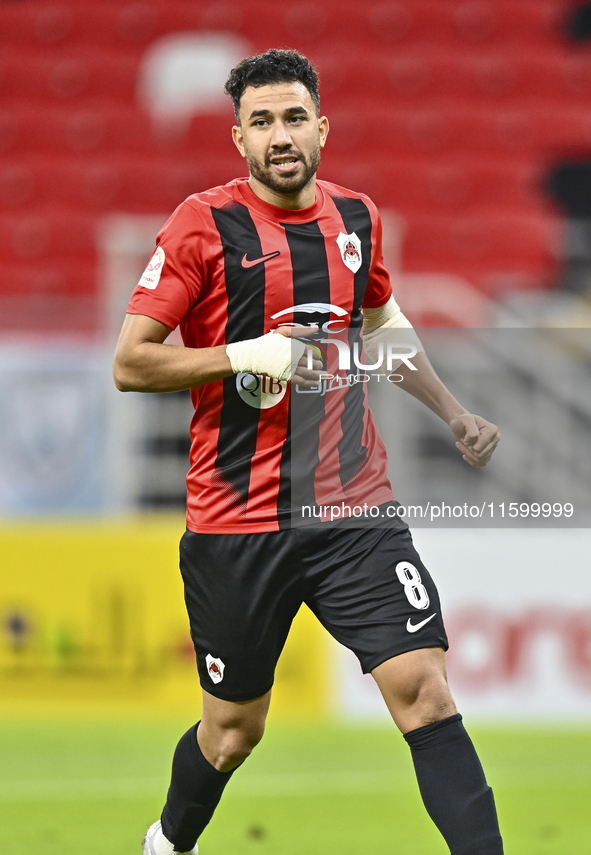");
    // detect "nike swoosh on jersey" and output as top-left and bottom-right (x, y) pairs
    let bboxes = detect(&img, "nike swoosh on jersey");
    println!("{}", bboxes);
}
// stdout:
(406, 614), (437, 633)
(241, 251), (281, 268)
